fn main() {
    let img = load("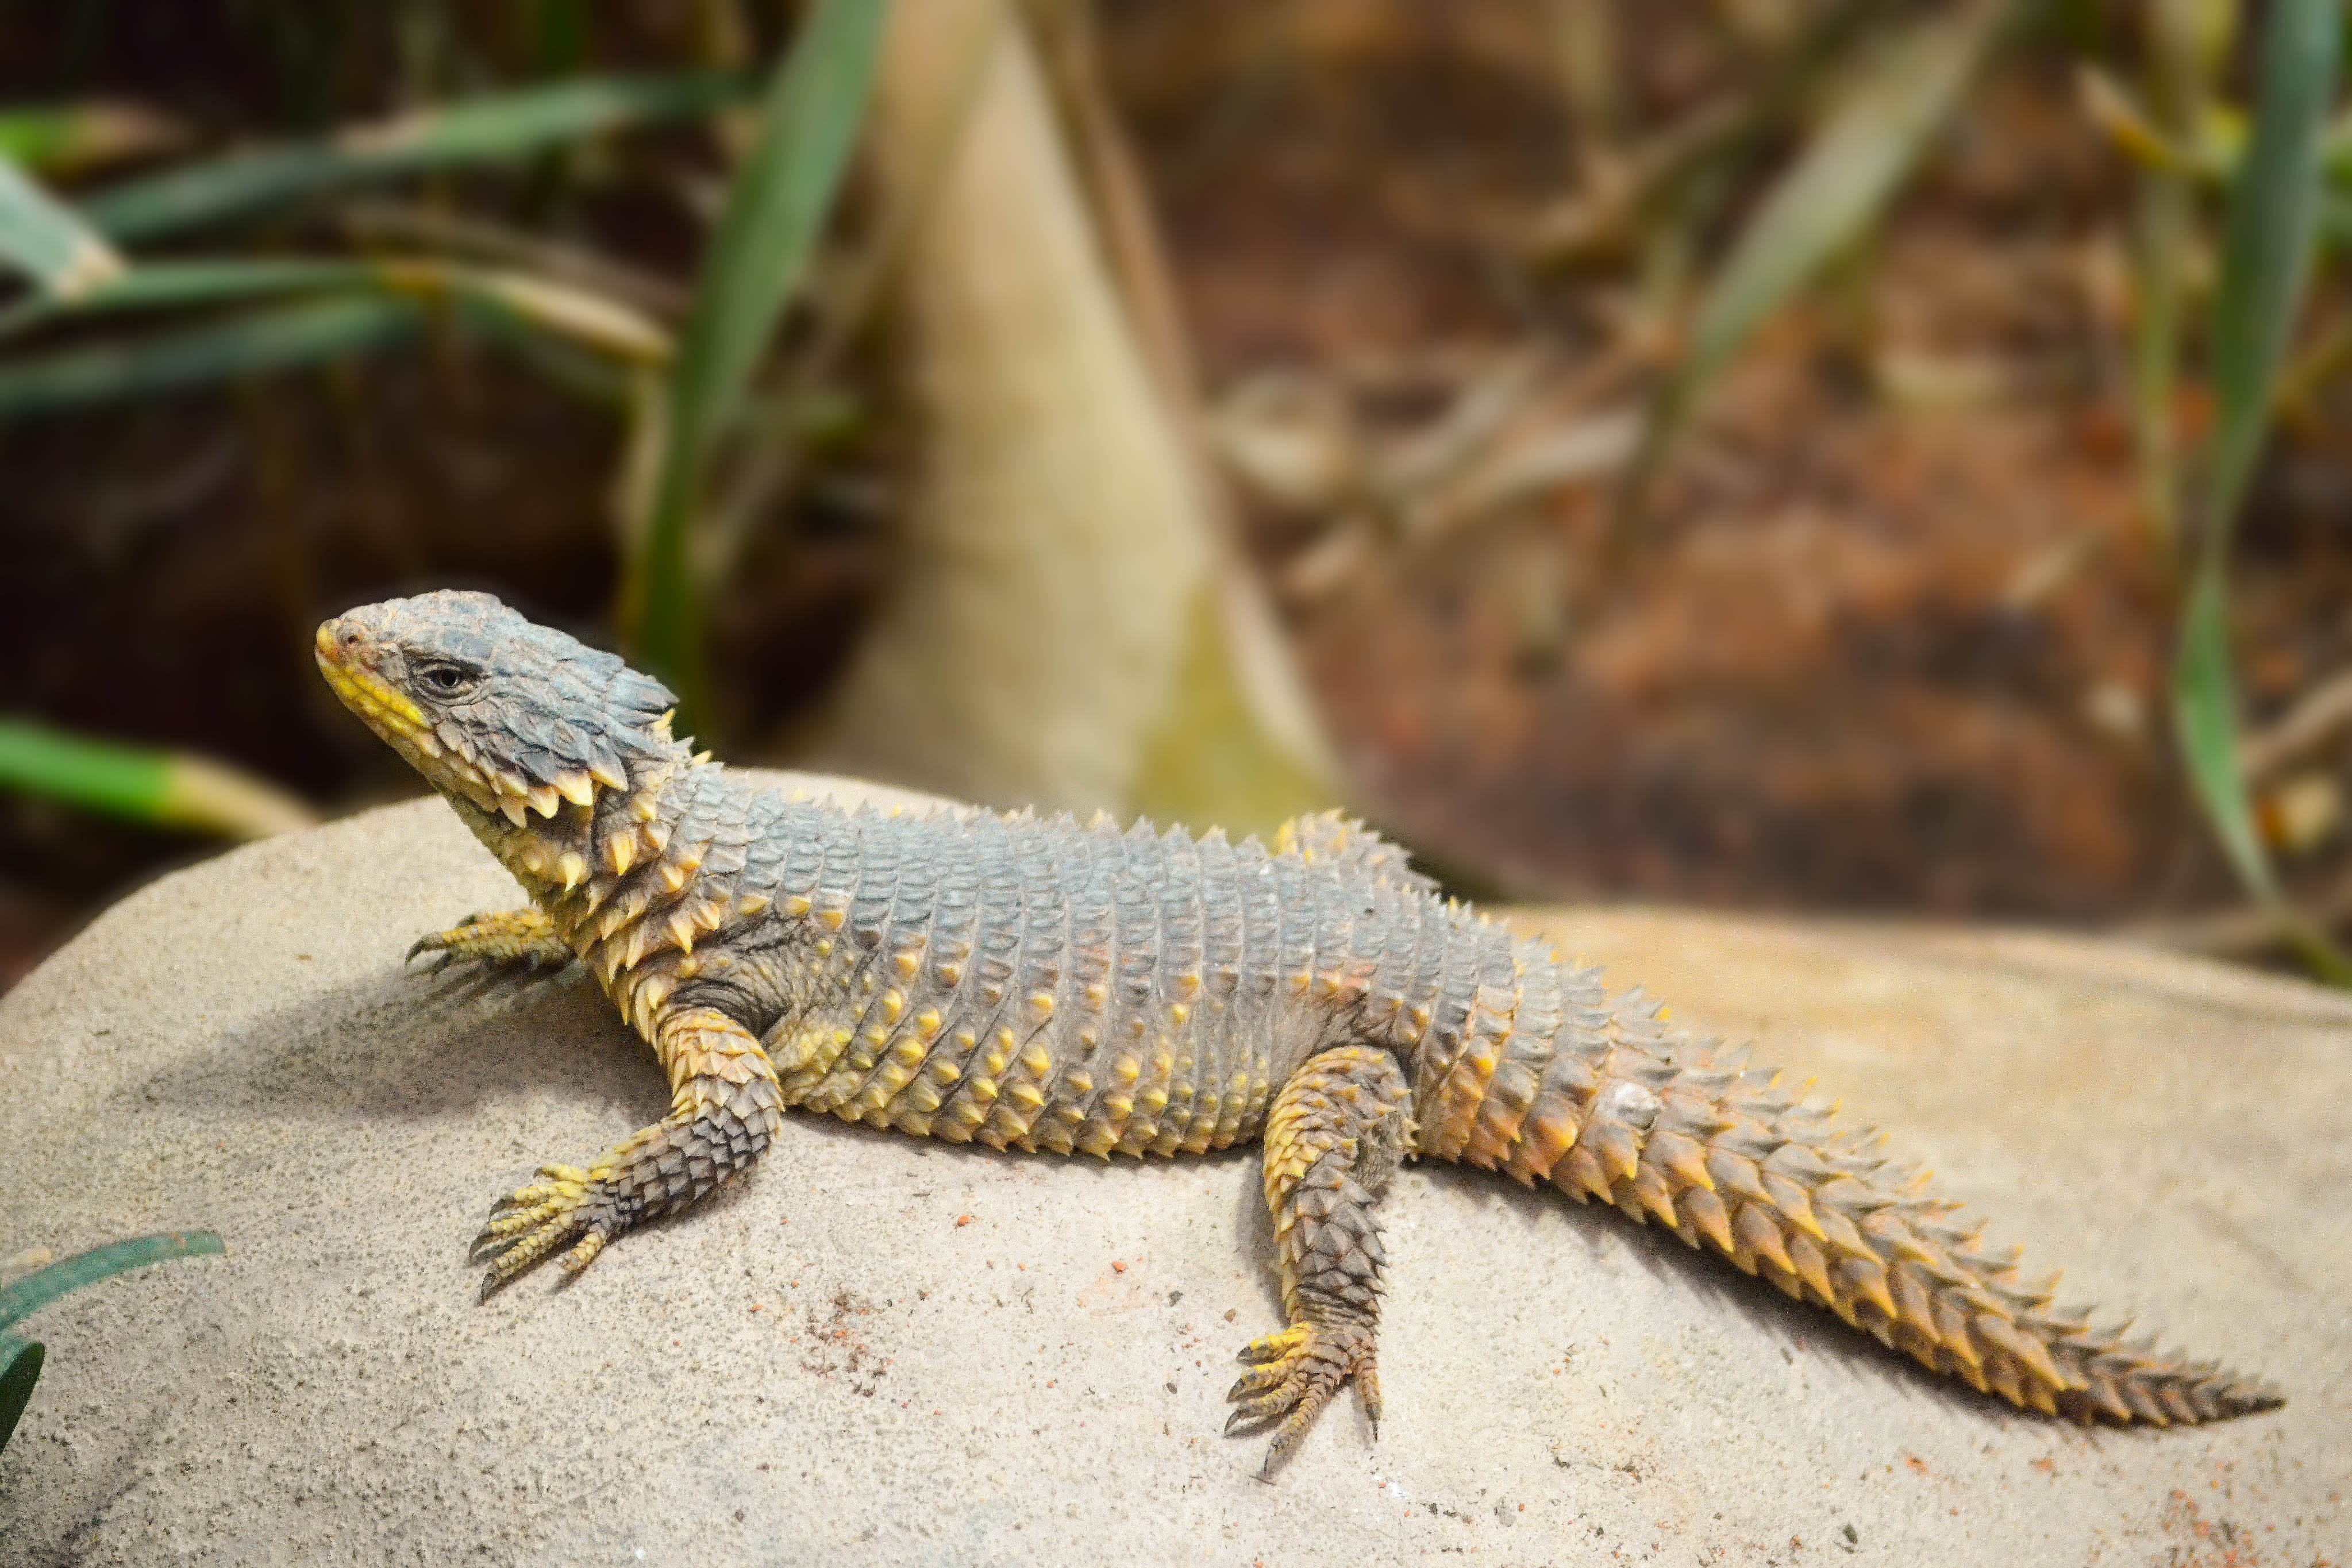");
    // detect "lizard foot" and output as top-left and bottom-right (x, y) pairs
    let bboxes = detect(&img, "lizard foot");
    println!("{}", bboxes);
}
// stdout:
(468, 1034), (782, 1301)
(469, 1163), (617, 1296)
(409, 907), (571, 974)
(1224, 1317), (1380, 1475)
